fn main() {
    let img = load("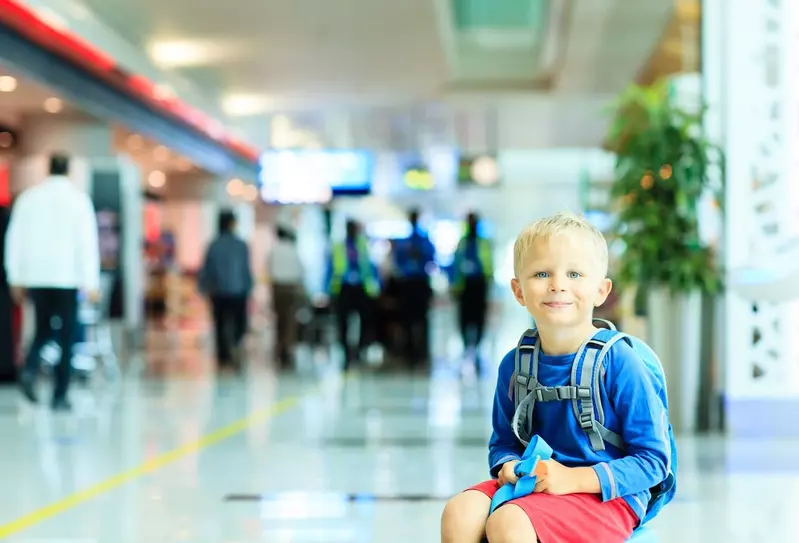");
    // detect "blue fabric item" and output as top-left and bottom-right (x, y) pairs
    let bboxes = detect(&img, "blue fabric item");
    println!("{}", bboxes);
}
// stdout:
(489, 435), (553, 514)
